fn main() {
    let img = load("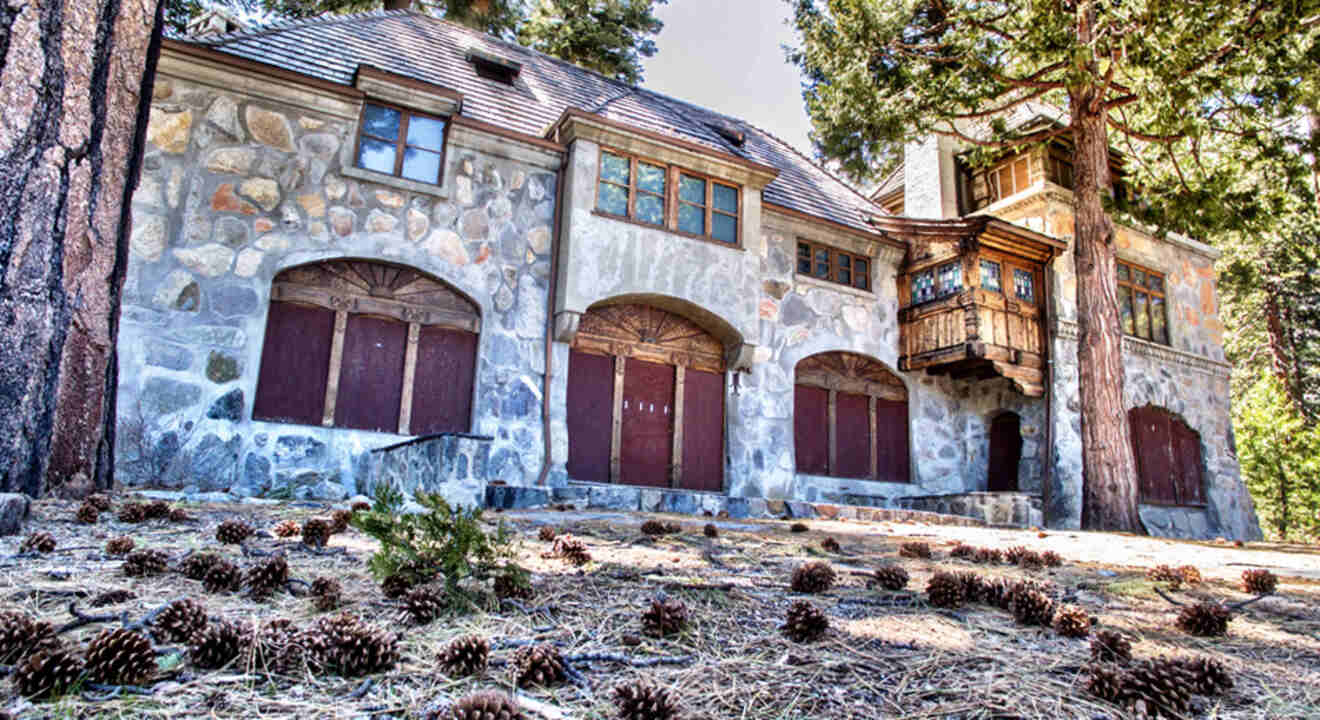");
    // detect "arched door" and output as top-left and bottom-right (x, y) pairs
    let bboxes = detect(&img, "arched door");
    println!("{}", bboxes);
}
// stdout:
(793, 352), (910, 483)
(567, 303), (726, 491)
(987, 412), (1022, 491)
